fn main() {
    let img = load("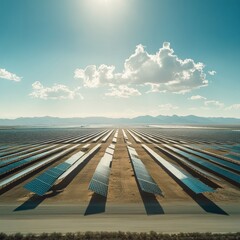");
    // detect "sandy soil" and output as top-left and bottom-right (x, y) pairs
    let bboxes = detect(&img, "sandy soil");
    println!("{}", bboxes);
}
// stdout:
(0, 128), (240, 233)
